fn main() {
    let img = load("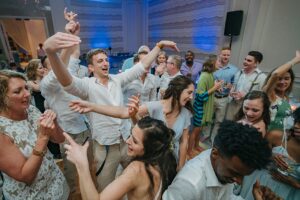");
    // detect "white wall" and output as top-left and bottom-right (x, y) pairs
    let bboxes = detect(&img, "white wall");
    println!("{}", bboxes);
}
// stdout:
(229, 0), (300, 97)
